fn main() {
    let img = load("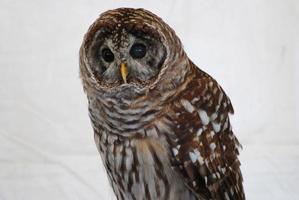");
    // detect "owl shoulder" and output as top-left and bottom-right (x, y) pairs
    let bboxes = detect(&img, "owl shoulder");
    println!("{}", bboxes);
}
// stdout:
(180, 63), (234, 116)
